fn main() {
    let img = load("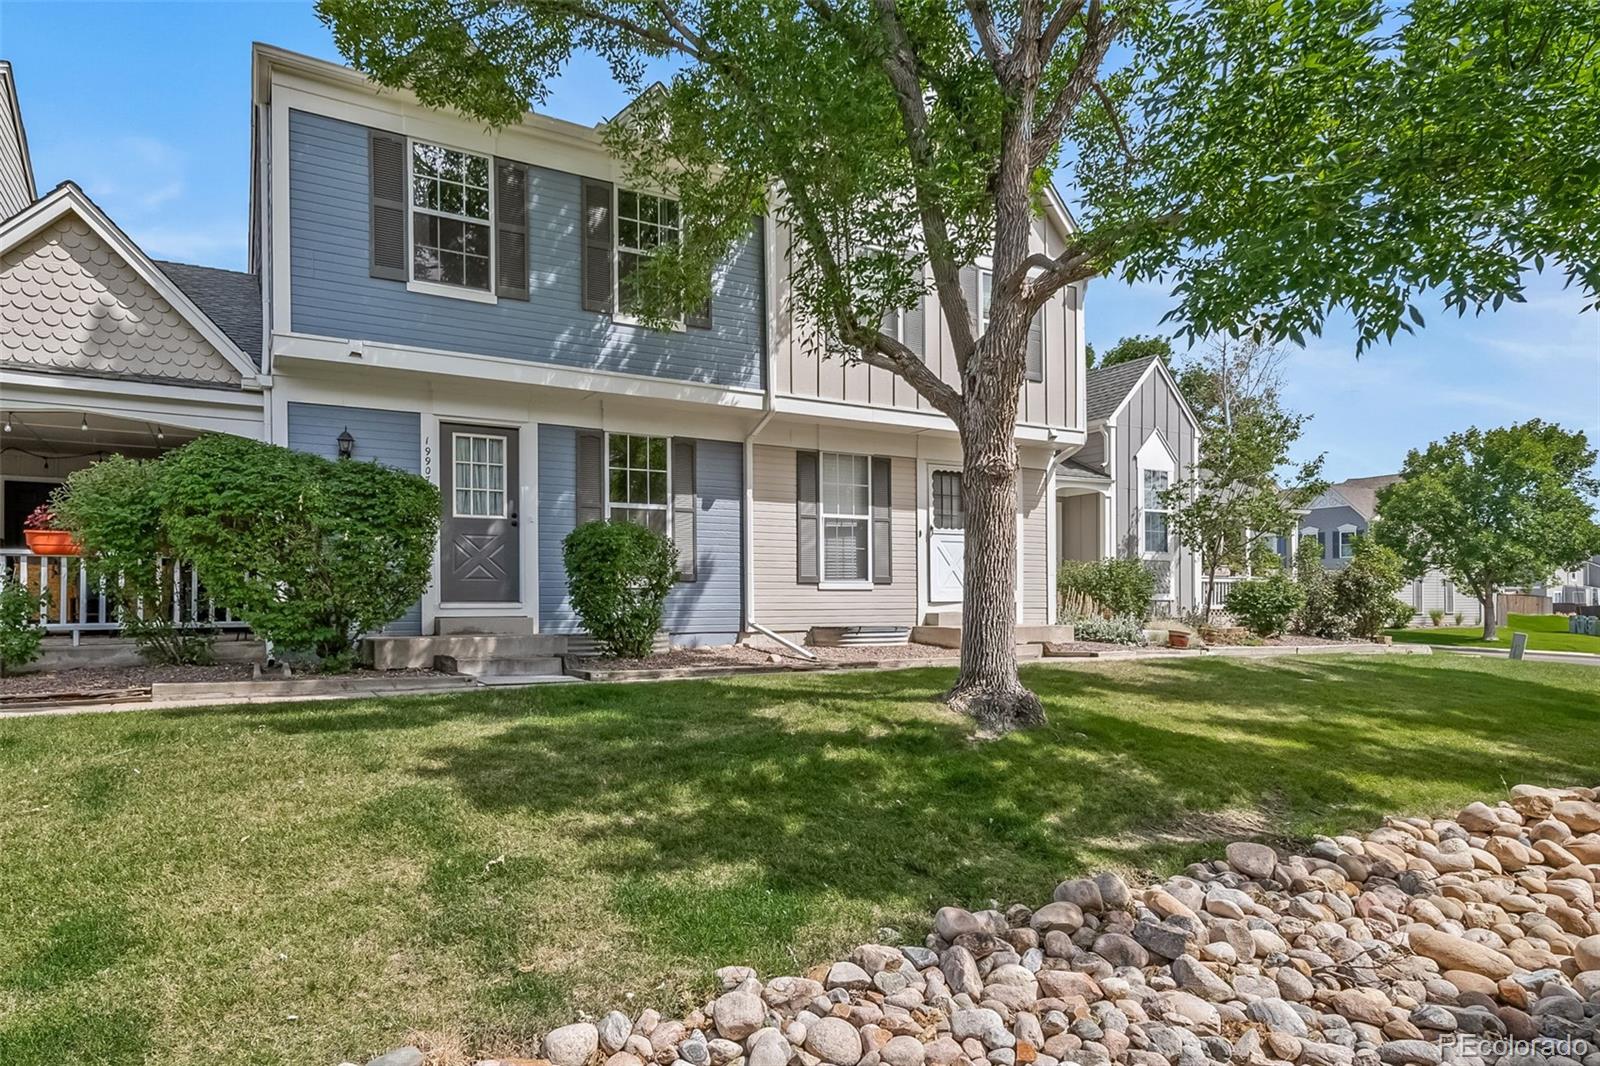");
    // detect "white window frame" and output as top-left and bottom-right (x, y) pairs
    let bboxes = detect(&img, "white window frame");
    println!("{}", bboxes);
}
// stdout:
(977, 267), (993, 335)
(450, 432), (509, 519)
(603, 431), (673, 536)
(819, 450), (873, 590)
(1338, 524), (1358, 559)
(614, 187), (685, 330)
(405, 138), (498, 305)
